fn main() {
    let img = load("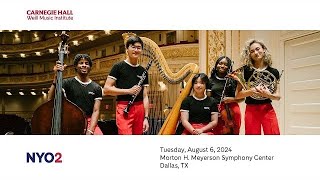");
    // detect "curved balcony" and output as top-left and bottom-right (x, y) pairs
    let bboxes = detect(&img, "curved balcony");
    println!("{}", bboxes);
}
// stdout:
(0, 31), (107, 54)
(0, 43), (199, 95)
